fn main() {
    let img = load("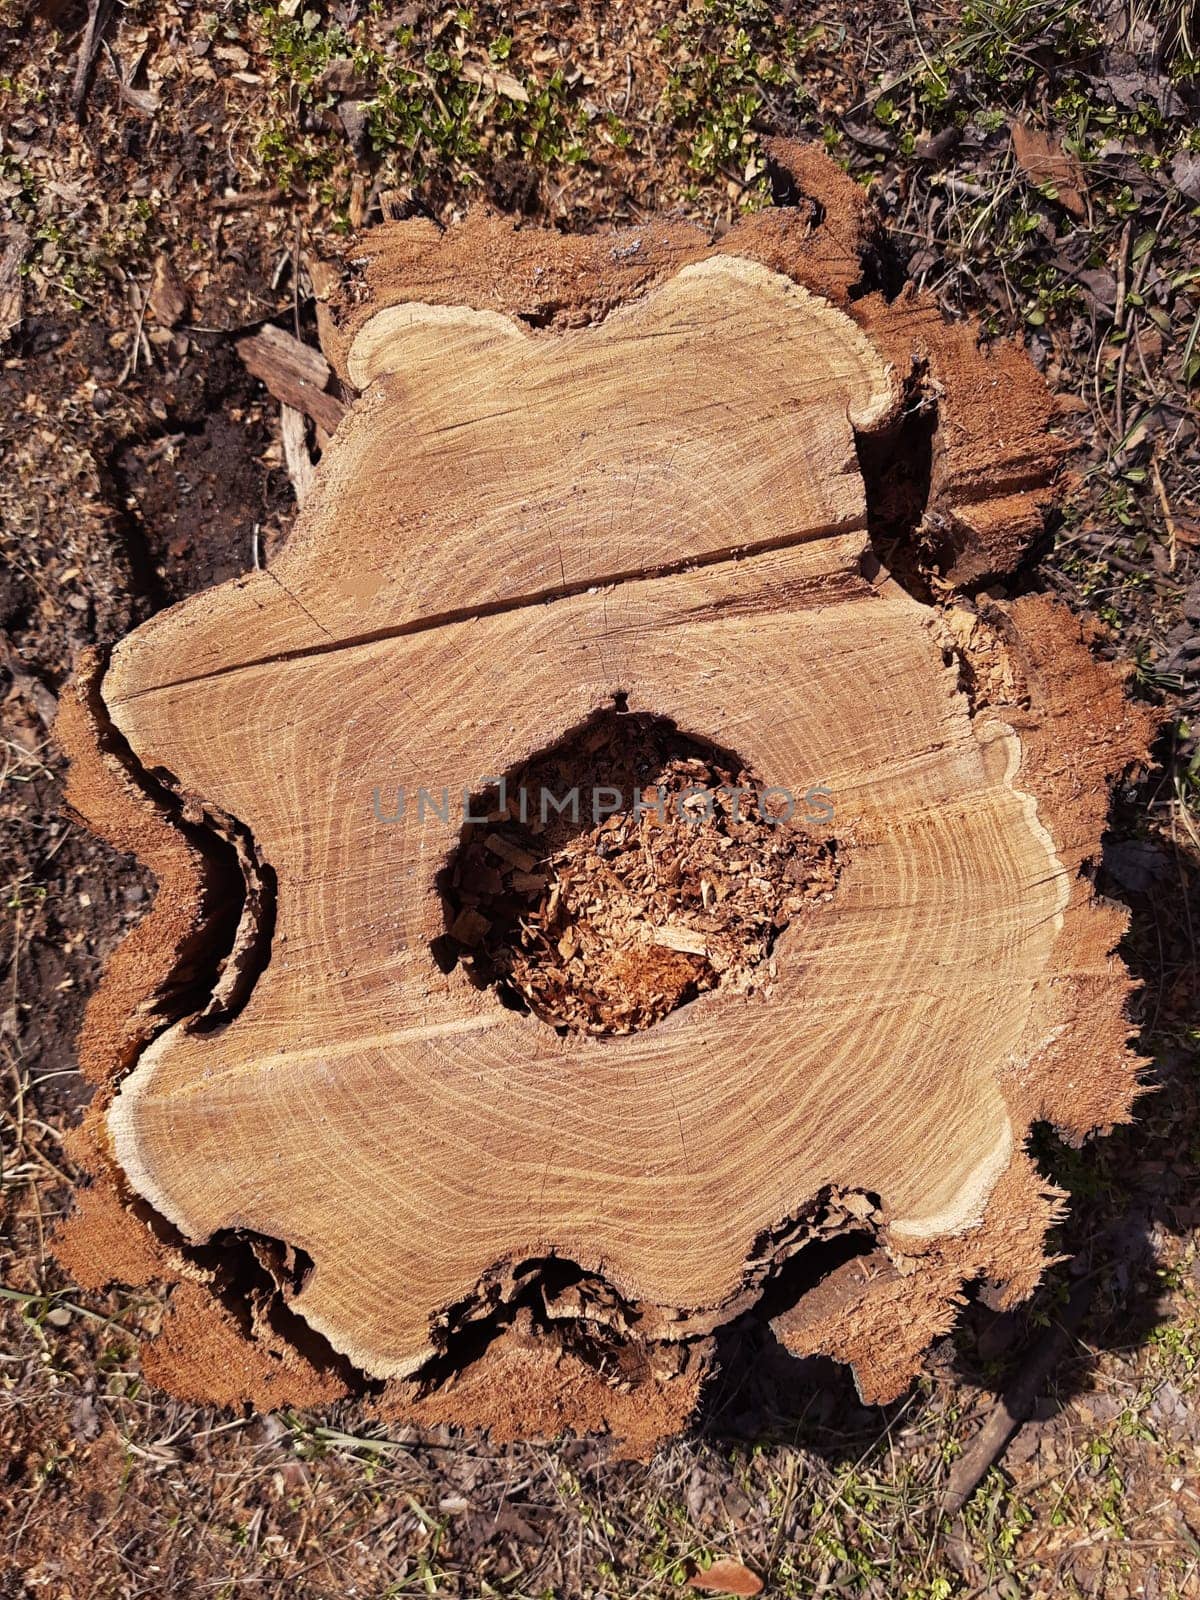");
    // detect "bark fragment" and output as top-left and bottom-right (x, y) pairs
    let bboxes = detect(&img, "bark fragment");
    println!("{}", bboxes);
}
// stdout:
(54, 148), (1150, 1451)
